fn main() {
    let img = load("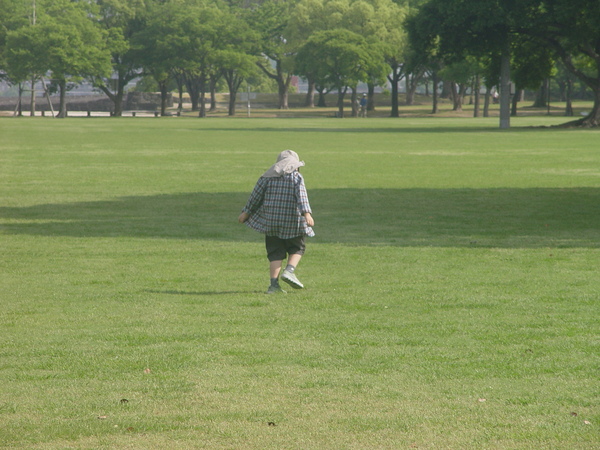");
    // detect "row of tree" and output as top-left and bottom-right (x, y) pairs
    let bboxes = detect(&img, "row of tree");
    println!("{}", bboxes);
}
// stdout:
(0, 0), (598, 126)
(408, 0), (600, 127)
(0, 0), (418, 118)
